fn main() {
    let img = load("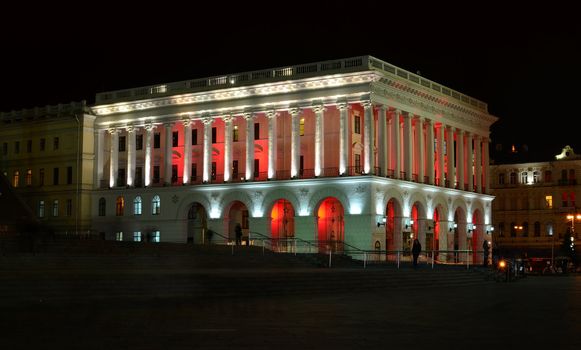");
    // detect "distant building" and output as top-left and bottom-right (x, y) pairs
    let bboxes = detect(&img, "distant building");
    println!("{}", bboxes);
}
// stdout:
(90, 55), (497, 262)
(490, 145), (581, 255)
(0, 101), (96, 236)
